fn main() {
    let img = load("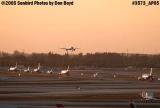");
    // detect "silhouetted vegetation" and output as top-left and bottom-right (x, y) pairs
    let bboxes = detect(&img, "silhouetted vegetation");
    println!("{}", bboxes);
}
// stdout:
(0, 51), (160, 68)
